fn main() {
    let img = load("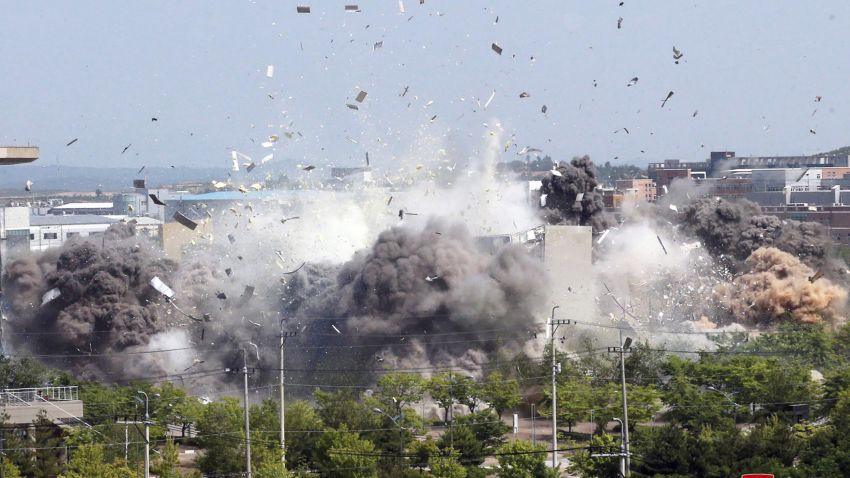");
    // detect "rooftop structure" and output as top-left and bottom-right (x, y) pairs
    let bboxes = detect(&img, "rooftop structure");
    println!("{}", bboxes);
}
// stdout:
(0, 146), (39, 165)
(0, 386), (84, 425)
